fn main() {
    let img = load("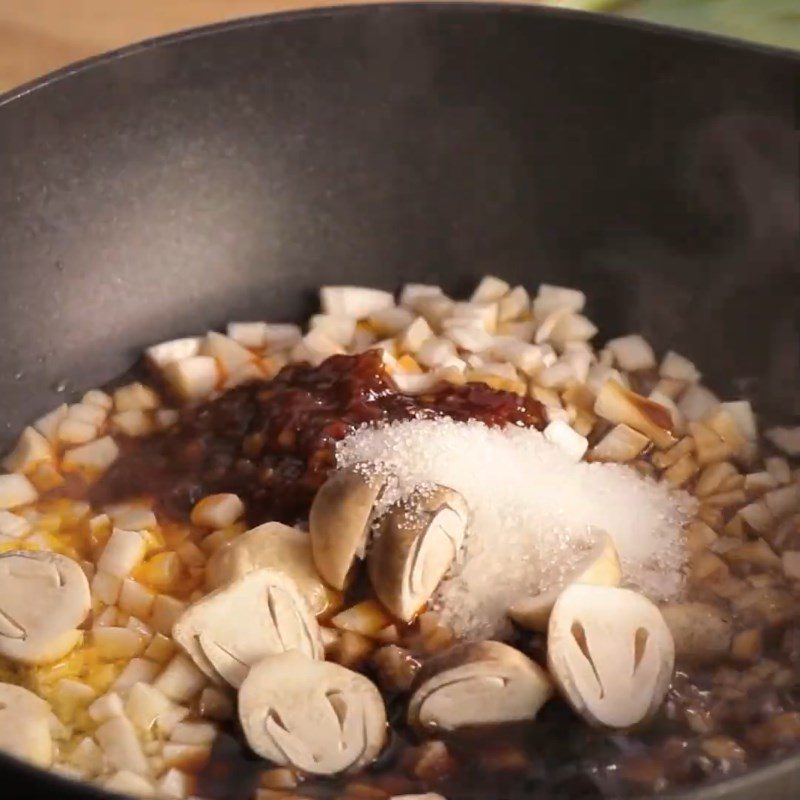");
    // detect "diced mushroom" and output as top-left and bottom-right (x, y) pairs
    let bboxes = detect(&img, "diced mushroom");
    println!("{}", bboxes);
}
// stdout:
(173, 568), (322, 688)
(0, 473), (37, 510)
(146, 337), (202, 369)
(0, 551), (90, 664)
(239, 650), (387, 775)
(509, 531), (622, 632)
(543, 420), (588, 462)
(2, 427), (53, 474)
(309, 315), (357, 347)
(201, 332), (256, 374)
(659, 602), (733, 666)
(407, 641), (552, 733)
(0, 682), (54, 767)
(61, 436), (119, 474)
(206, 521), (331, 615)
(594, 380), (676, 449)
(765, 426), (800, 457)
(547, 585), (674, 728)
(163, 356), (219, 402)
(606, 335), (656, 372)
(320, 286), (394, 320)
(309, 468), (387, 591)
(589, 424), (650, 463)
(369, 485), (468, 622)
